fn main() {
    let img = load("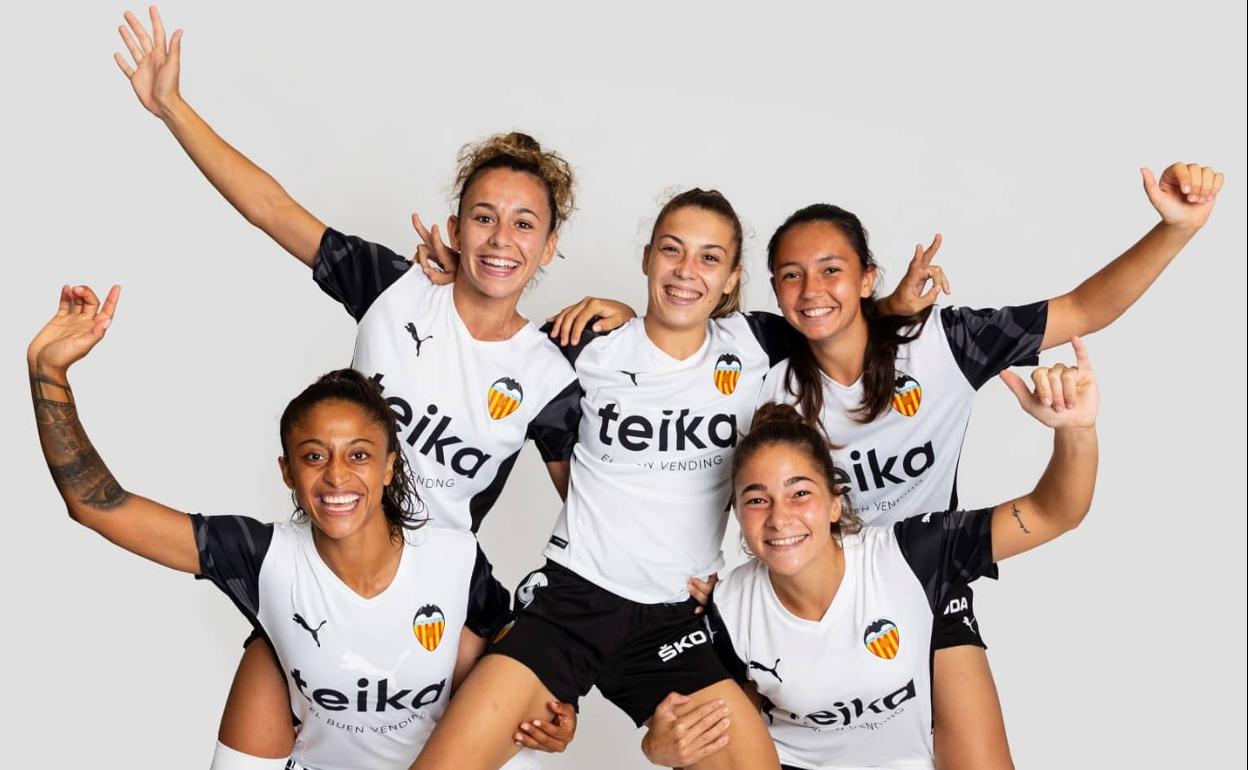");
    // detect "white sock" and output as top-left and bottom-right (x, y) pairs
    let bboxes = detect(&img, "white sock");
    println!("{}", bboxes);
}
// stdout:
(209, 741), (291, 770)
